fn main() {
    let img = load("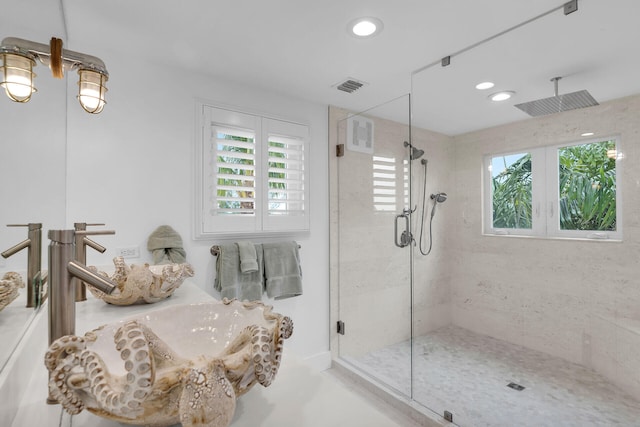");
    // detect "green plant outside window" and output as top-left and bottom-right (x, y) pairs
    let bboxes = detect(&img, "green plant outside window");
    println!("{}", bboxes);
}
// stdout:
(490, 140), (617, 232)
(558, 140), (616, 231)
(491, 152), (532, 229)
